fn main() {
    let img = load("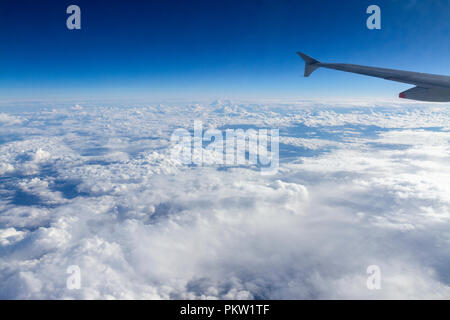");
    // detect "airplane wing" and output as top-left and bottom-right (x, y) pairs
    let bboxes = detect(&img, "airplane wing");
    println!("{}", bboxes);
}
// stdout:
(297, 52), (450, 102)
